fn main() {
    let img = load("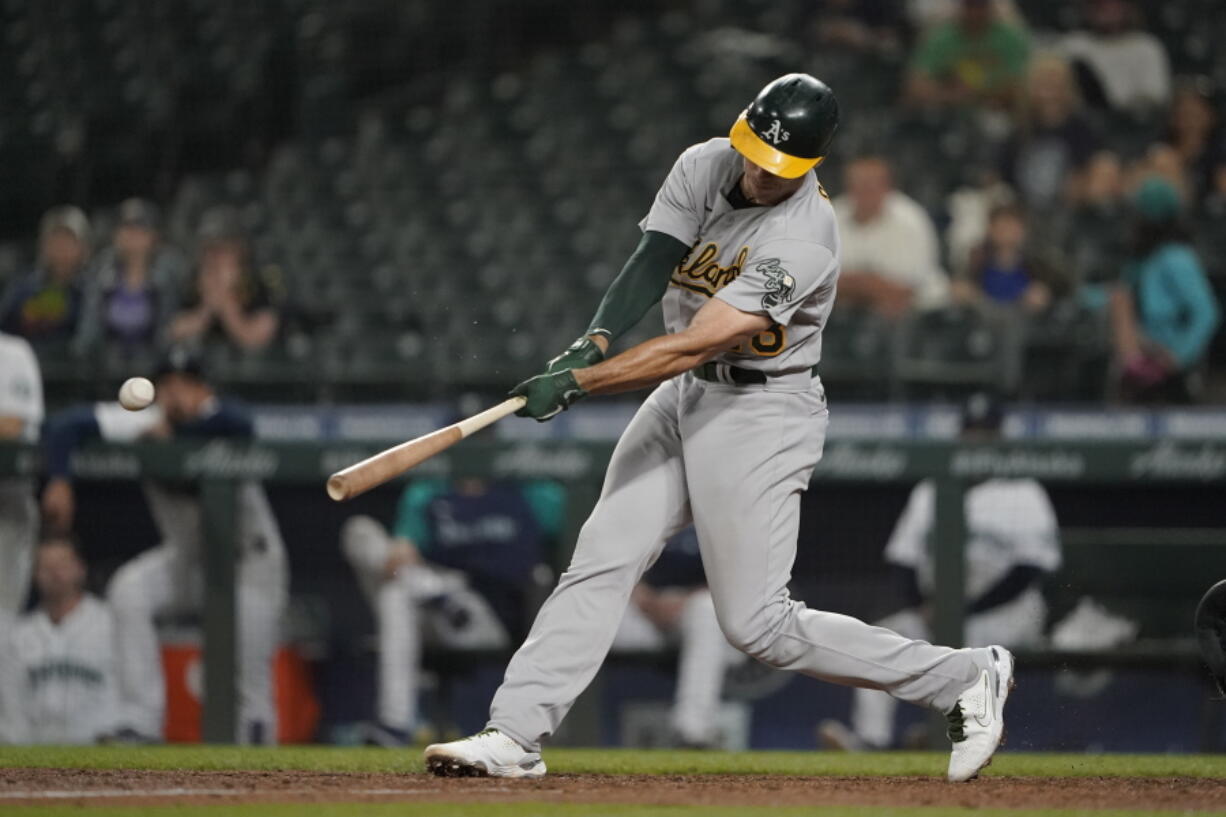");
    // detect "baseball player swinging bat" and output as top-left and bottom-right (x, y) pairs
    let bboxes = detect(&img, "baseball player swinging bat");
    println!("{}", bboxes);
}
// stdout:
(326, 396), (527, 501)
